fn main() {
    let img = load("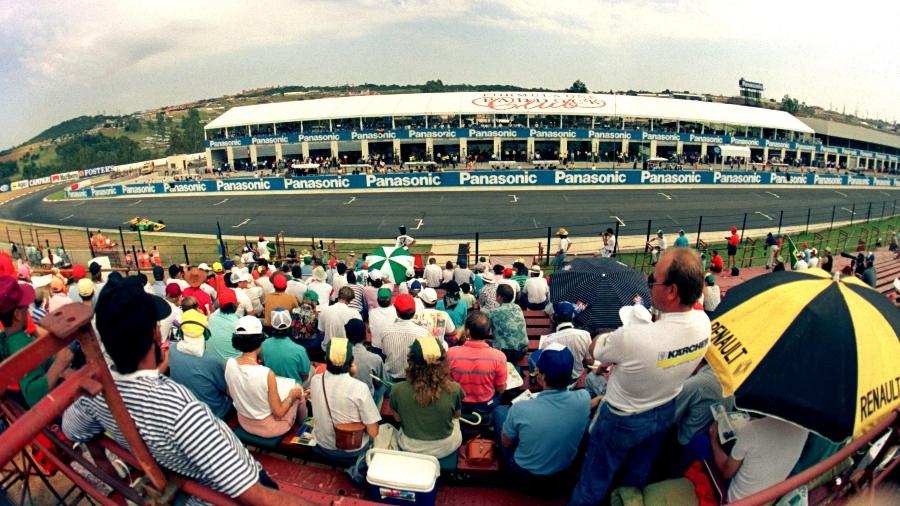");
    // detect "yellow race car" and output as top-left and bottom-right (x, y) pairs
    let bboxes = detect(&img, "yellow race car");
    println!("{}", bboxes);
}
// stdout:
(128, 216), (166, 232)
